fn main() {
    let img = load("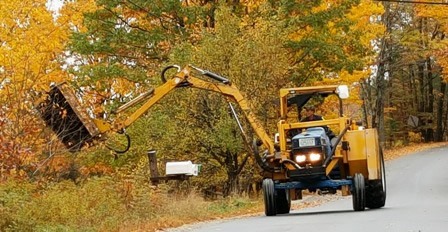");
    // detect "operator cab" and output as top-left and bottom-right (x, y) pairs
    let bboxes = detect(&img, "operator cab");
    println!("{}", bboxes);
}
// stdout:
(279, 85), (349, 180)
